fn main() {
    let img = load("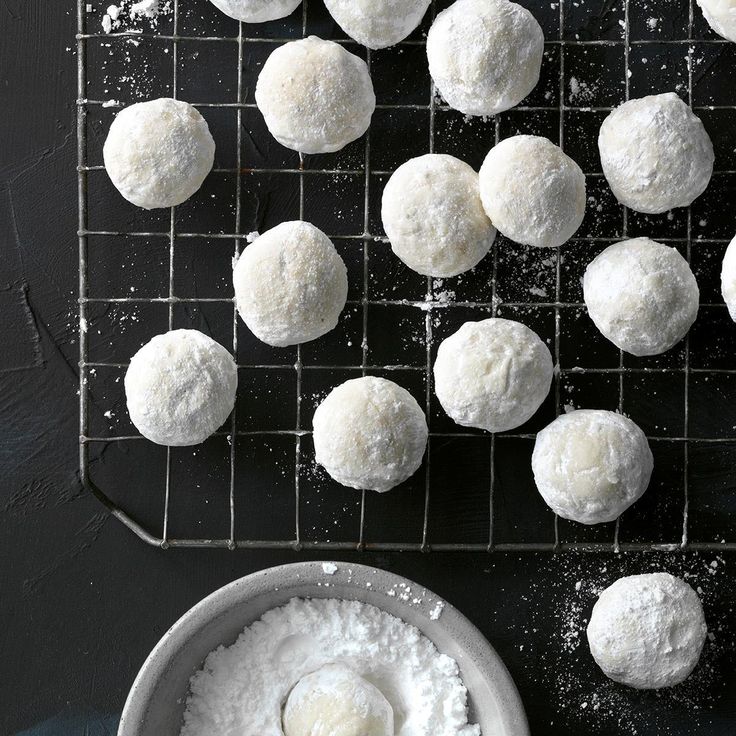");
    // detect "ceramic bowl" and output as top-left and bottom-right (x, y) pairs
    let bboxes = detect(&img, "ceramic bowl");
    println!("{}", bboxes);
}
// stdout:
(118, 561), (529, 736)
